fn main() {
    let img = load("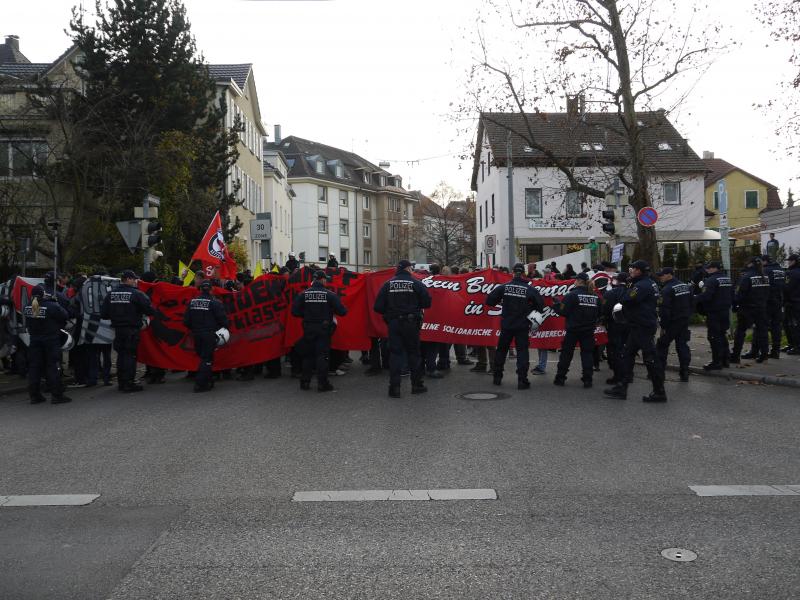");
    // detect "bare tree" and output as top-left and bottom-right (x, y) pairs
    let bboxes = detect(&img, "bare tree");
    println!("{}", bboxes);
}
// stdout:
(464, 0), (724, 266)
(411, 183), (476, 267)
